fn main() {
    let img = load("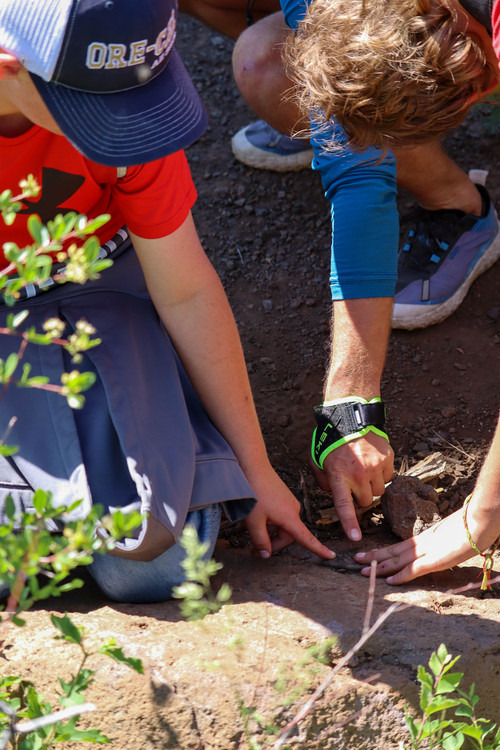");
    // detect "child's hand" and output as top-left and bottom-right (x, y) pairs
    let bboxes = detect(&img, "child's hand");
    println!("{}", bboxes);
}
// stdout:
(354, 501), (499, 584)
(243, 469), (335, 560)
(355, 413), (500, 585)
